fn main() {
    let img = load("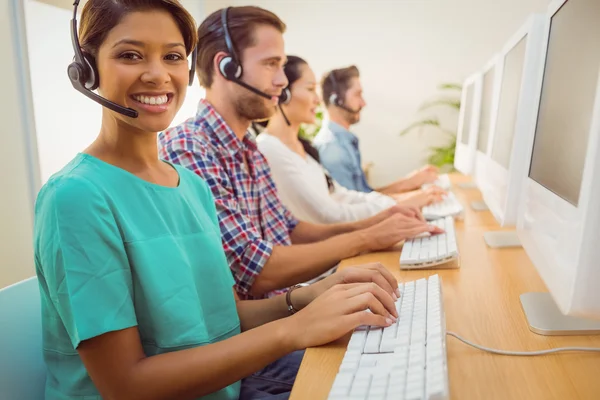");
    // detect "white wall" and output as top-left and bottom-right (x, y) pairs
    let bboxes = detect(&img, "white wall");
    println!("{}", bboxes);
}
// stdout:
(1, 0), (40, 288)
(203, 0), (553, 187)
(25, 0), (206, 183)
